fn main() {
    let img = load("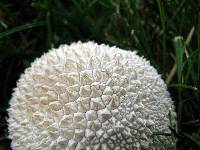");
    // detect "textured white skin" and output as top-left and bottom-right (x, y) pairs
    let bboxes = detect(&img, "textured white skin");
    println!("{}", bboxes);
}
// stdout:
(8, 41), (176, 150)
